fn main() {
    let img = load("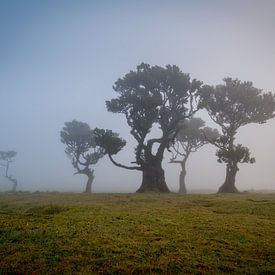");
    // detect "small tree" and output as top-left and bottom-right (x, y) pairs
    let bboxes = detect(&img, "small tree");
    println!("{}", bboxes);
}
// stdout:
(96, 63), (203, 192)
(202, 78), (275, 193)
(170, 117), (219, 193)
(60, 120), (104, 193)
(0, 150), (18, 192)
